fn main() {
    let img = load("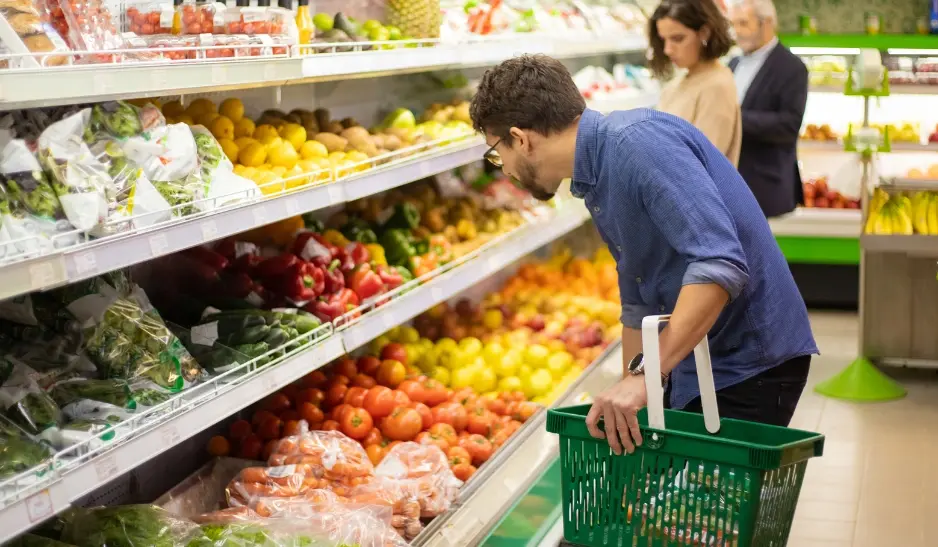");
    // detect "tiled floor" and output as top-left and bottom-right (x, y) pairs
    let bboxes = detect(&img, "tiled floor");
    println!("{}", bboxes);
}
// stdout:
(789, 311), (938, 547)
